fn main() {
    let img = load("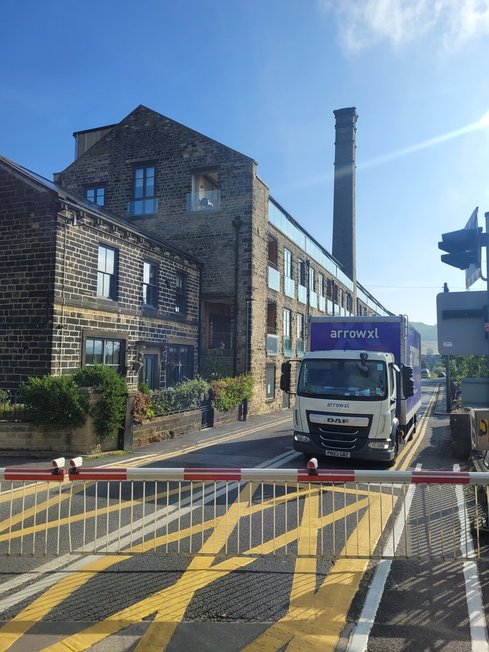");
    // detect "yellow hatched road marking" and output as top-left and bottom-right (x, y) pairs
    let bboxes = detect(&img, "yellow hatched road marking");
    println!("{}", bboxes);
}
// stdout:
(37, 487), (370, 651)
(0, 555), (129, 652)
